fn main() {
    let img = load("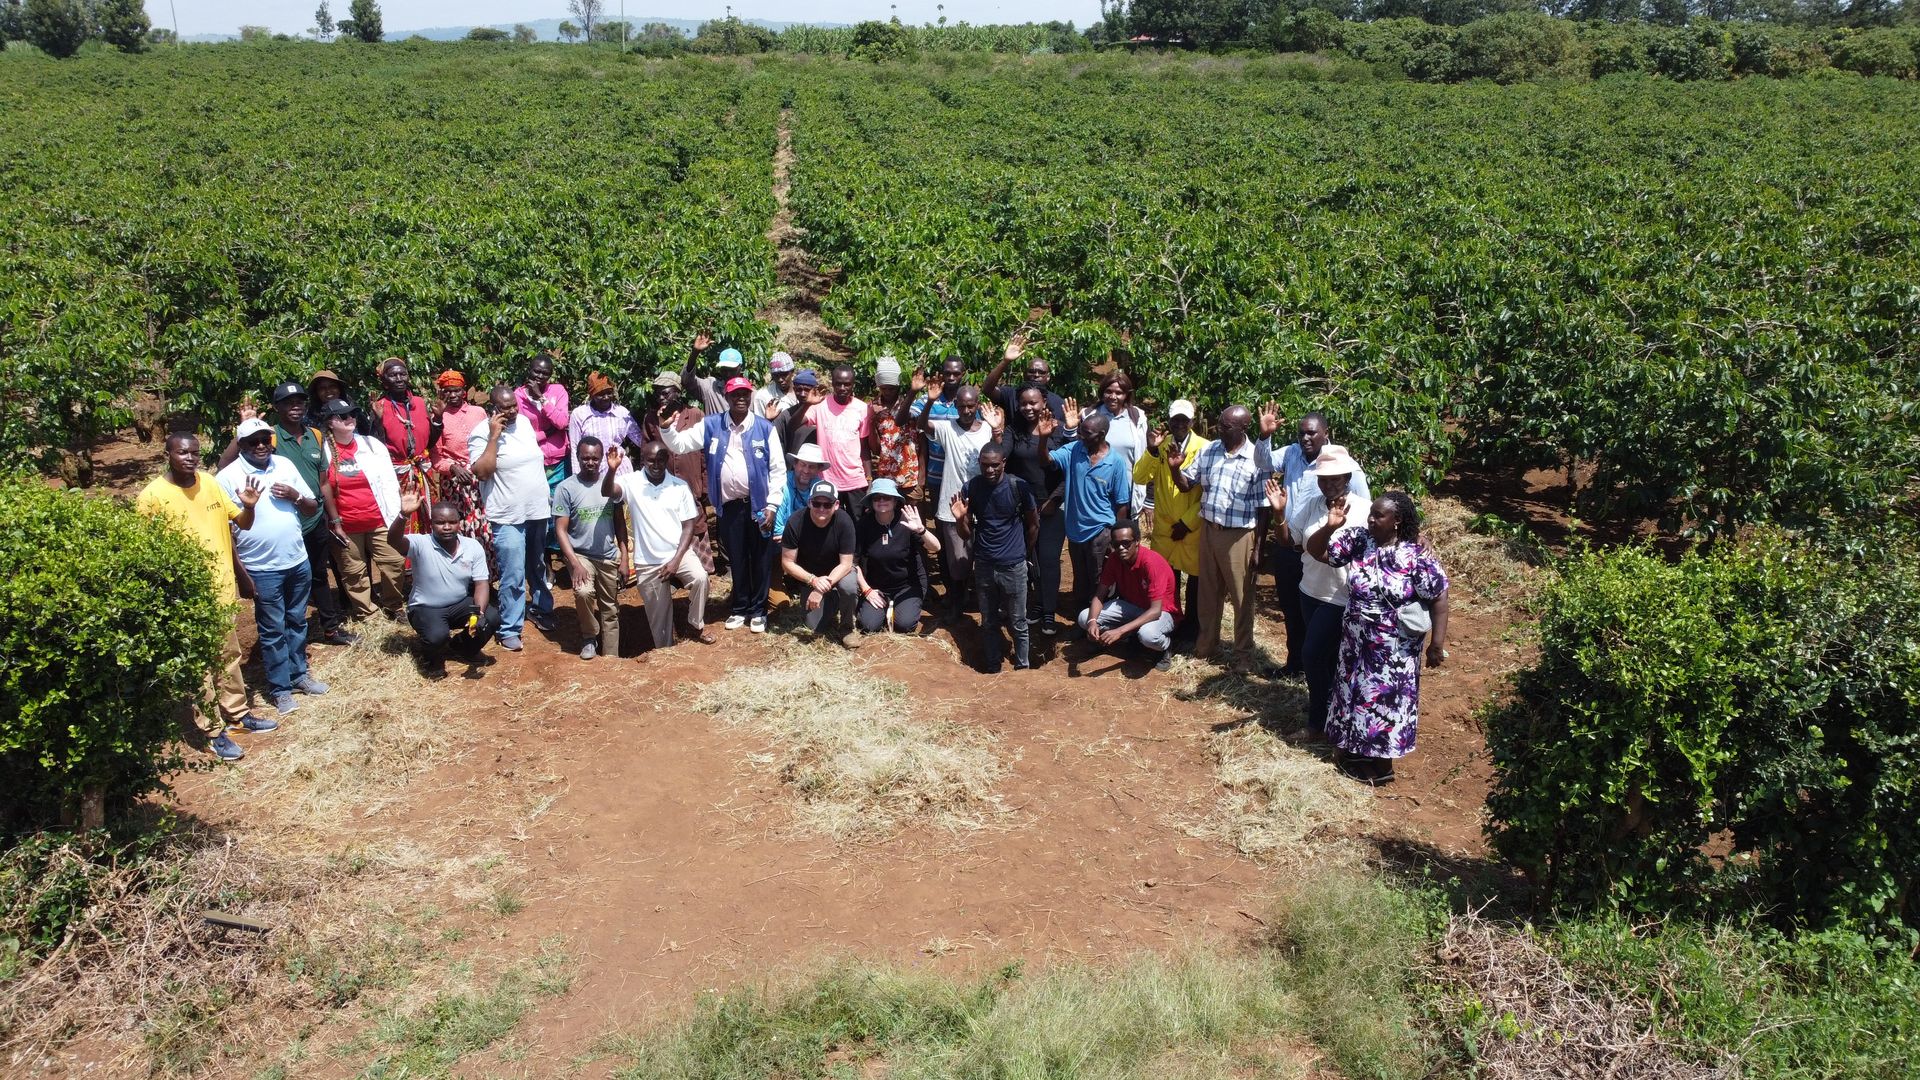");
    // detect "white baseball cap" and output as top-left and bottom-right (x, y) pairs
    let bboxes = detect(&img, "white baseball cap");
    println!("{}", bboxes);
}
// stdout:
(1168, 399), (1196, 421)
(236, 418), (274, 440)
(769, 352), (795, 373)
